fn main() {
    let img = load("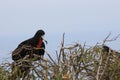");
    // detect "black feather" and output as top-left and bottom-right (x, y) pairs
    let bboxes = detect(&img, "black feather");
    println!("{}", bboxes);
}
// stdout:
(12, 30), (45, 61)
